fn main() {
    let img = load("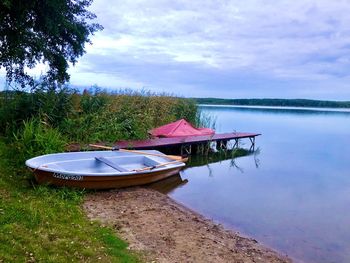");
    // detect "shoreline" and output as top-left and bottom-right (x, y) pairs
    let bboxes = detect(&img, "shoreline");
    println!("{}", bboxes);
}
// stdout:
(83, 187), (292, 263)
